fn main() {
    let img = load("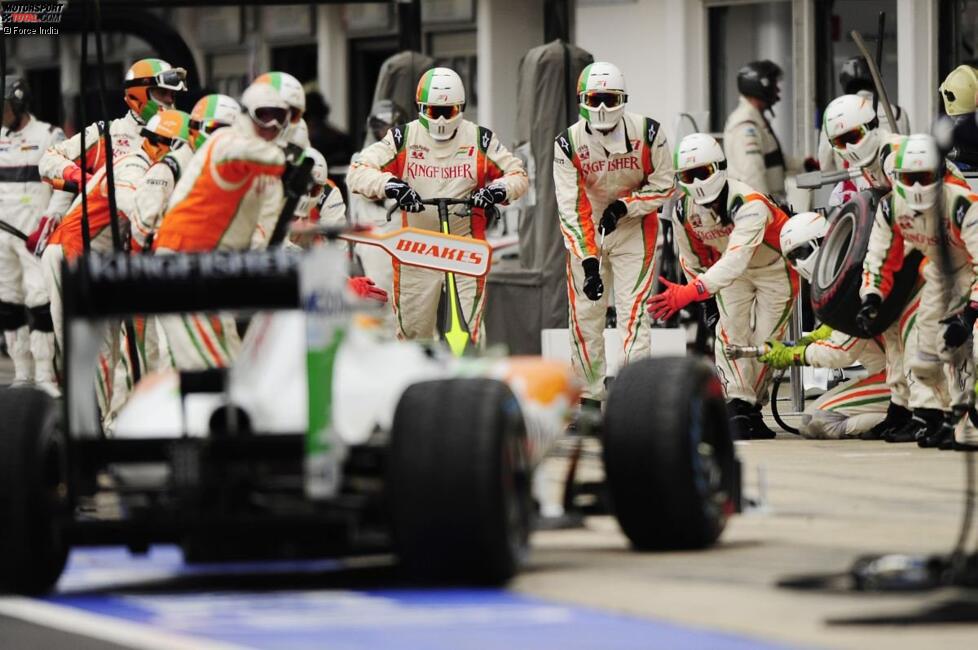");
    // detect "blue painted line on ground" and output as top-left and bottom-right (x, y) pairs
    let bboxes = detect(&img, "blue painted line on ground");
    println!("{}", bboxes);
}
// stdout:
(44, 546), (802, 650)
